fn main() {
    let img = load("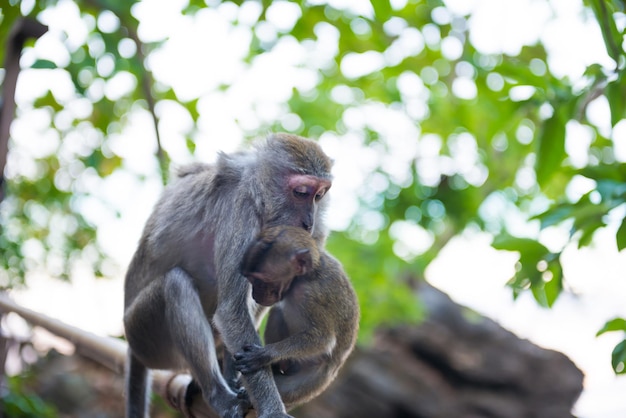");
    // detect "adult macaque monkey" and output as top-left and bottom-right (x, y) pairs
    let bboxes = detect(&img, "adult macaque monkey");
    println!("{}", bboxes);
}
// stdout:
(235, 226), (359, 410)
(123, 133), (333, 418)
